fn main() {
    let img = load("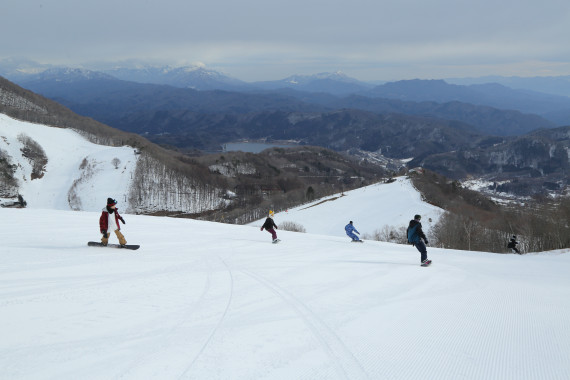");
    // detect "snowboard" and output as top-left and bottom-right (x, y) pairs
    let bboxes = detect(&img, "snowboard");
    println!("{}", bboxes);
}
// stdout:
(421, 260), (432, 267)
(88, 242), (140, 250)
(351, 240), (364, 243)
(272, 239), (281, 244)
